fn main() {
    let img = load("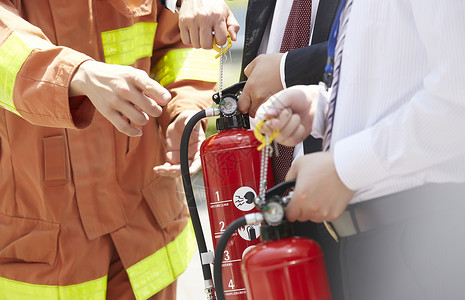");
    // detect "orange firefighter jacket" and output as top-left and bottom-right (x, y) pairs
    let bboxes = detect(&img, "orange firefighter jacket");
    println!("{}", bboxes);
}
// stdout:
(0, 0), (217, 299)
